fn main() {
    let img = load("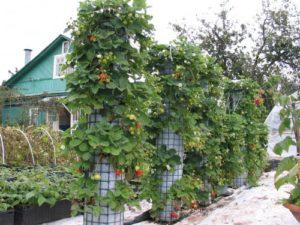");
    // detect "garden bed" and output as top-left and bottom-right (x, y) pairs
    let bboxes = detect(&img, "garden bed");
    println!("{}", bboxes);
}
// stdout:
(0, 165), (75, 225)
